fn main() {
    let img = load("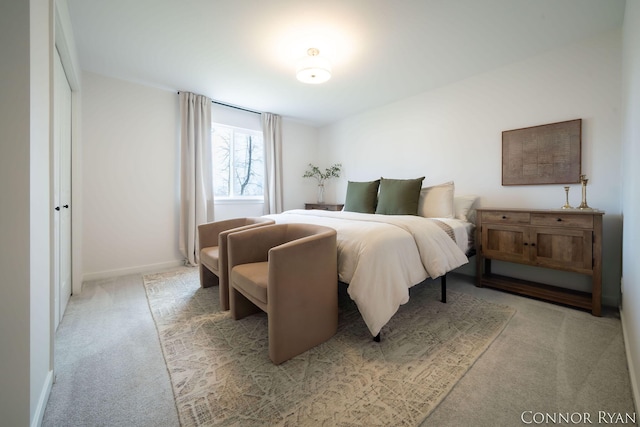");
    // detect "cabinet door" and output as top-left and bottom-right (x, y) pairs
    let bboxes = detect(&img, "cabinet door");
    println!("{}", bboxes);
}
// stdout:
(482, 224), (530, 263)
(531, 227), (593, 273)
